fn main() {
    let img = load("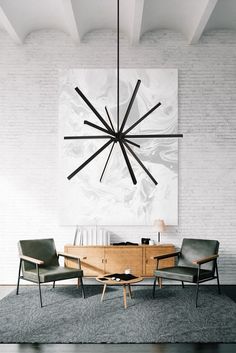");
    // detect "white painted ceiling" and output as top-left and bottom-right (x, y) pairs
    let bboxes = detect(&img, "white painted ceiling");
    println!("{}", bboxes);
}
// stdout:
(0, 0), (235, 45)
